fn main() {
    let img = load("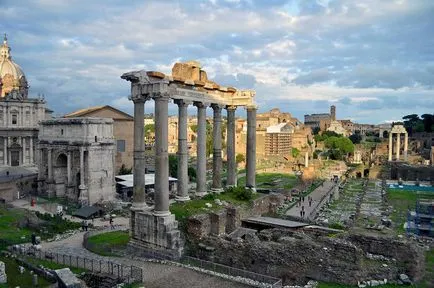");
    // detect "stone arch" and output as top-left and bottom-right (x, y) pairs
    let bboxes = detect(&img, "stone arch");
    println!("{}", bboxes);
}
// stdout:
(383, 130), (389, 138)
(56, 153), (67, 167)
